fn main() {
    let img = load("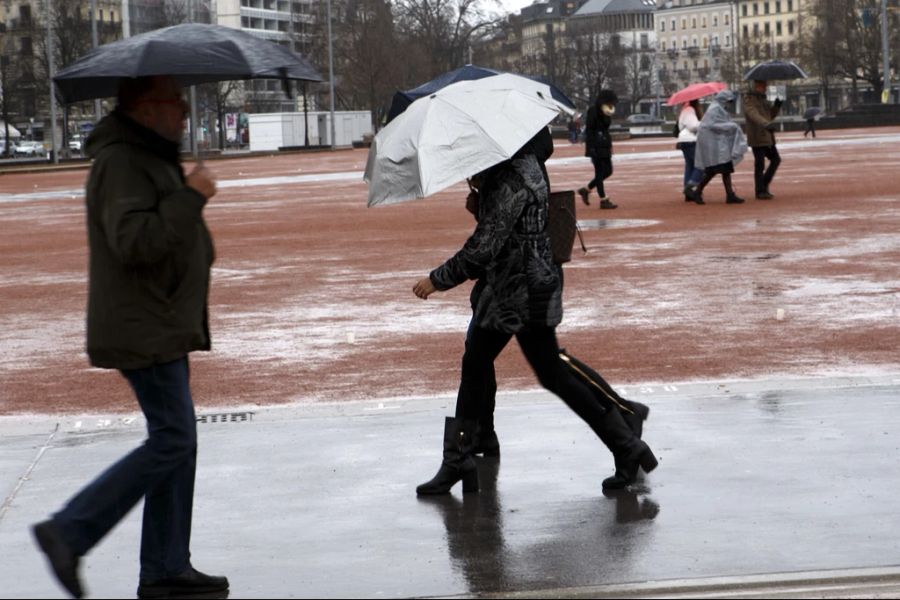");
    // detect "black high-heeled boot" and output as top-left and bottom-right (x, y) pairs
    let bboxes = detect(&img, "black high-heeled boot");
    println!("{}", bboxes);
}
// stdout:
(416, 417), (480, 495)
(559, 350), (649, 438)
(598, 409), (658, 490)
